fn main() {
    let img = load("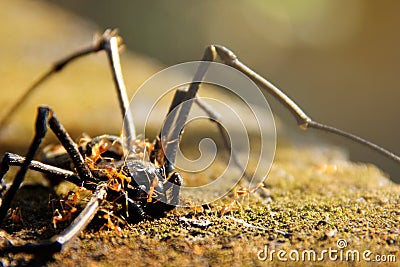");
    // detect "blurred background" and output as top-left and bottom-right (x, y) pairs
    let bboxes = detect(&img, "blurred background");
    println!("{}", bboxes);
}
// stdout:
(1, 0), (399, 180)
